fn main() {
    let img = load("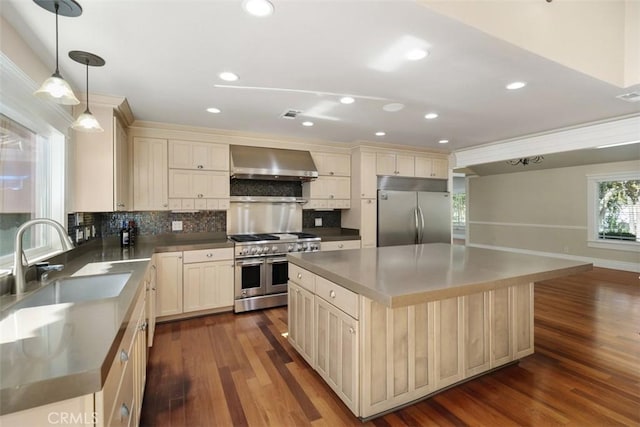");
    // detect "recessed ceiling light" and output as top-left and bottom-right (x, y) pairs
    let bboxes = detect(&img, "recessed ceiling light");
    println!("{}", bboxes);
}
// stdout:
(406, 49), (428, 61)
(219, 72), (239, 82)
(302, 121), (314, 127)
(242, 0), (274, 17)
(206, 107), (221, 114)
(506, 81), (527, 90)
(424, 113), (439, 120)
(340, 96), (355, 104)
(438, 139), (449, 144)
(375, 131), (386, 136)
(383, 103), (405, 112)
